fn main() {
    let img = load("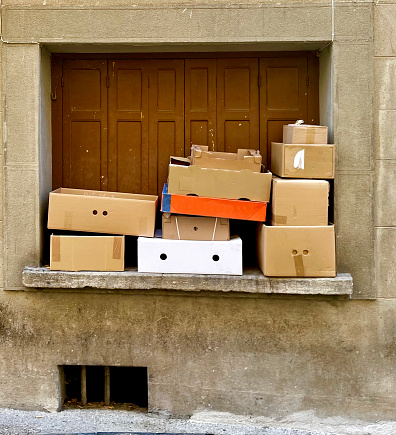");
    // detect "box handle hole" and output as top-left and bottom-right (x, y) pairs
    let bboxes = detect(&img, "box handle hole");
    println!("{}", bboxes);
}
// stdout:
(303, 250), (309, 255)
(193, 227), (198, 231)
(103, 211), (108, 216)
(292, 250), (298, 255)
(160, 253), (167, 260)
(93, 210), (98, 215)
(212, 254), (220, 262)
